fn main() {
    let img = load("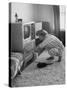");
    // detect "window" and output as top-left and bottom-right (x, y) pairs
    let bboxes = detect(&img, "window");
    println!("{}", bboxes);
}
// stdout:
(60, 5), (66, 30)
